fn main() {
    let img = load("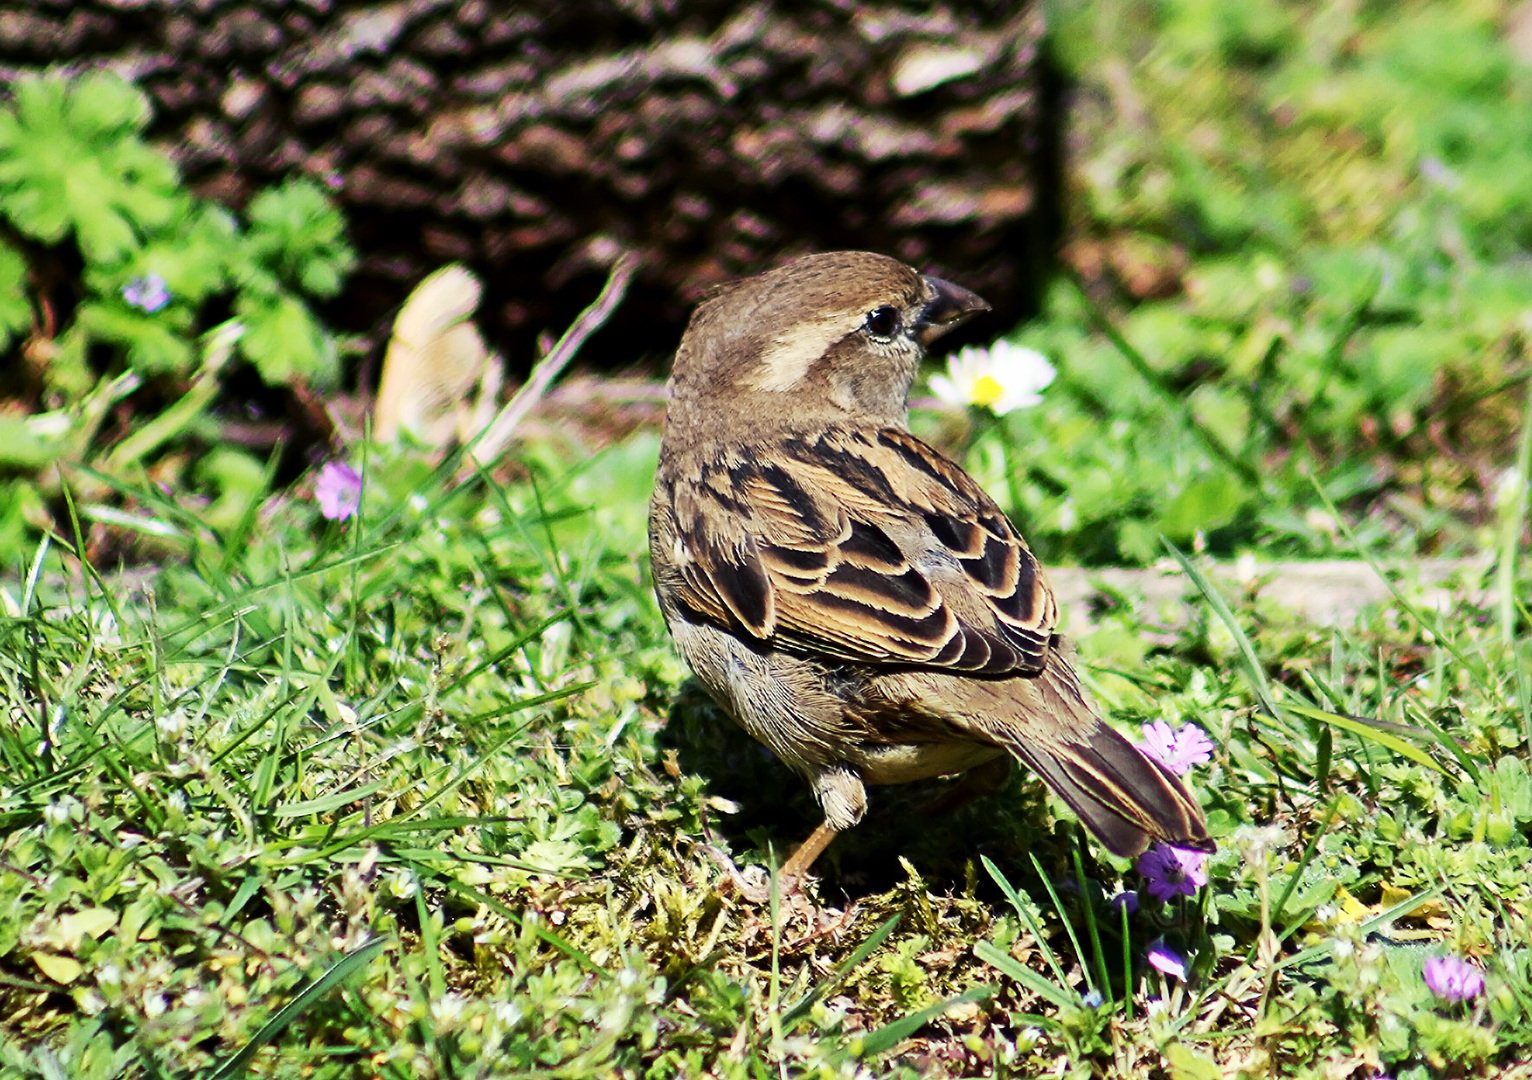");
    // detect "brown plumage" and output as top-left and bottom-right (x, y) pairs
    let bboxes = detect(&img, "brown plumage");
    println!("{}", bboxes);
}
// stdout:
(649, 251), (1211, 870)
